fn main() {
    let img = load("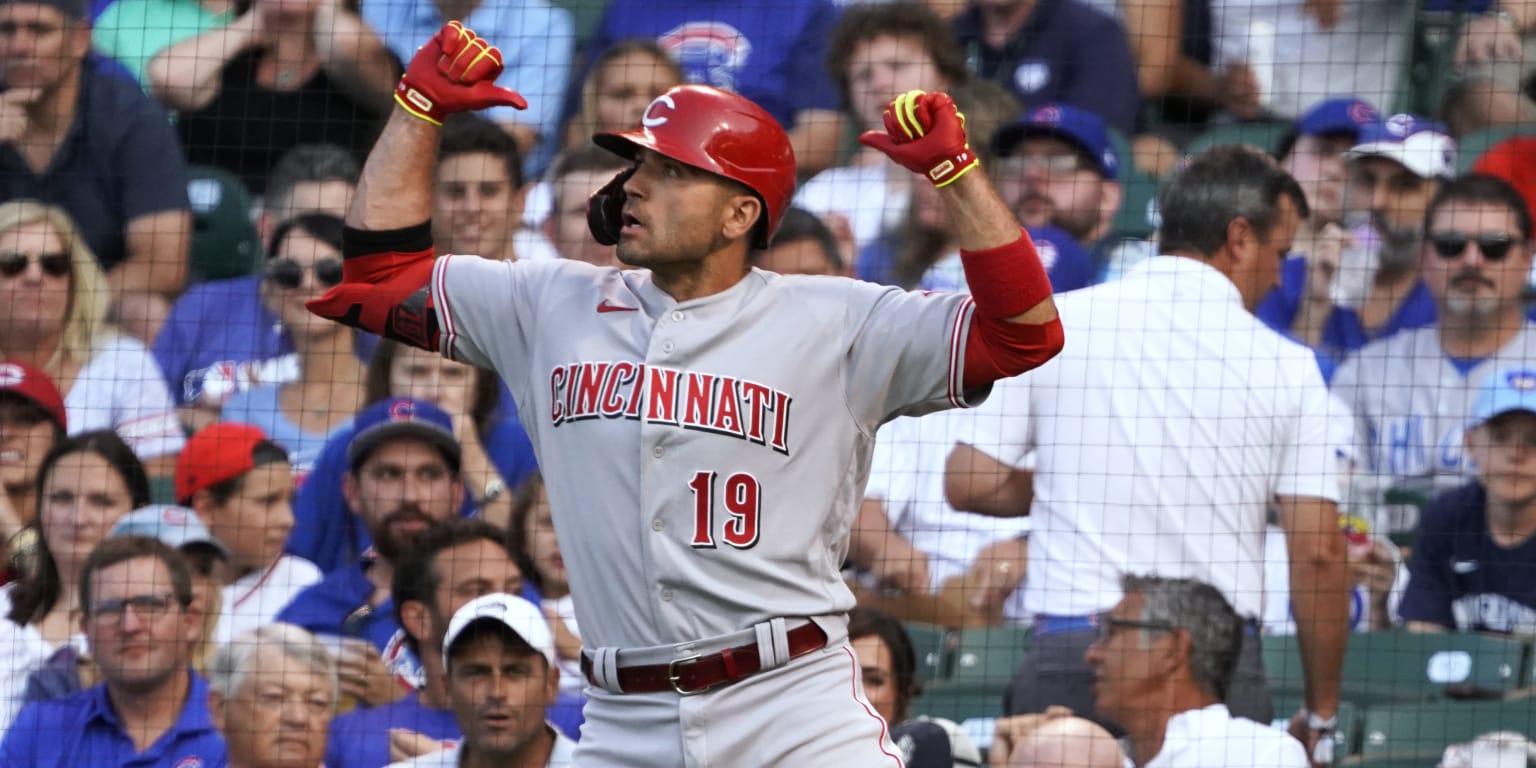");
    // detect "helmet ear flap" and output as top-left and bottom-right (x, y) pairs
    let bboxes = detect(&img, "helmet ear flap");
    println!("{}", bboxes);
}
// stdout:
(587, 167), (636, 247)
